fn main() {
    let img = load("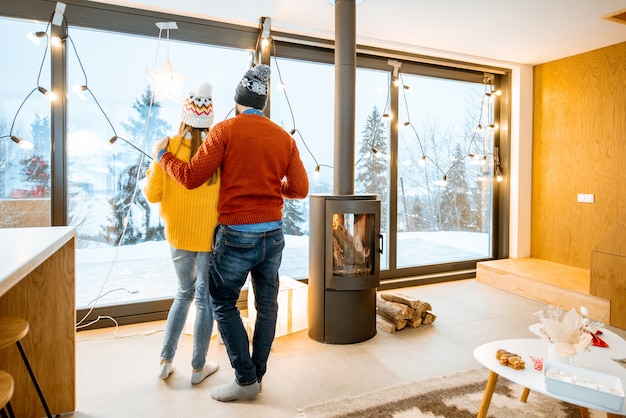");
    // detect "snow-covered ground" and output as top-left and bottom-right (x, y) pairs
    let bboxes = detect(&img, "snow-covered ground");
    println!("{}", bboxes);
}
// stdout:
(75, 231), (489, 308)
